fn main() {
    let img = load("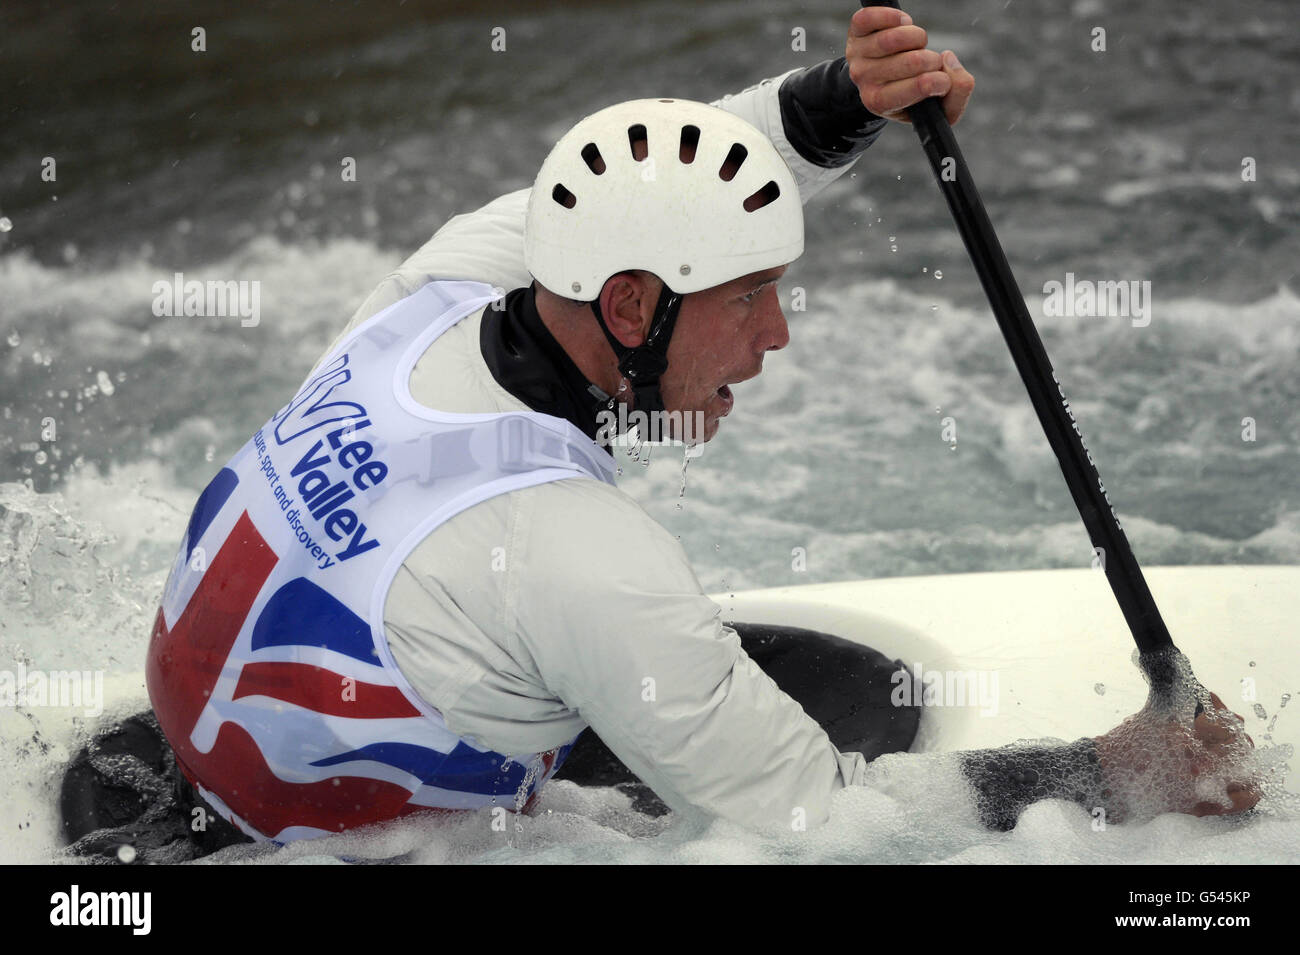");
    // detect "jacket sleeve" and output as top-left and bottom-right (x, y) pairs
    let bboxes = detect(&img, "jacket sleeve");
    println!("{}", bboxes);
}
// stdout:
(509, 482), (869, 830)
(337, 59), (881, 341)
(709, 57), (886, 206)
